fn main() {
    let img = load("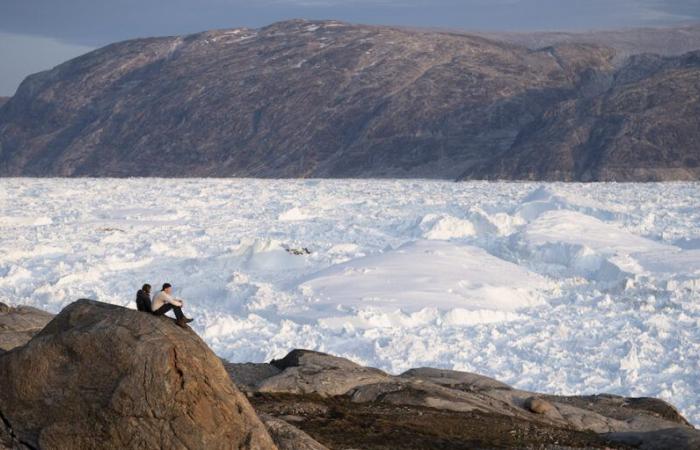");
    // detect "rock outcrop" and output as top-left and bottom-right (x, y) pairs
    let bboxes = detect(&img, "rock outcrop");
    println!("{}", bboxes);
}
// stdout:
(230, 349), (700, 450)
(1, 20), (699, 181)
(0, 299), (277, 450)
(257, 349), (390, 397)
(0, 302), (54, 351)
(259, 415), (329, 450)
